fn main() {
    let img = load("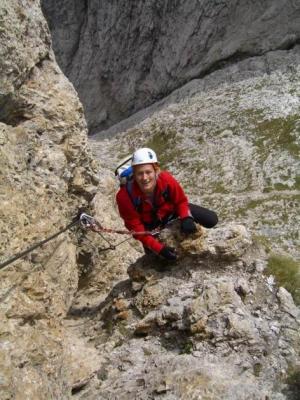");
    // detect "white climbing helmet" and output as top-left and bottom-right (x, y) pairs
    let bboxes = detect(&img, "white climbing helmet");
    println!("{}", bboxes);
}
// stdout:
(131, 148), (158, 166)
